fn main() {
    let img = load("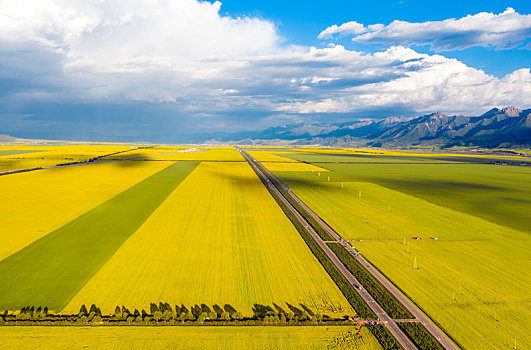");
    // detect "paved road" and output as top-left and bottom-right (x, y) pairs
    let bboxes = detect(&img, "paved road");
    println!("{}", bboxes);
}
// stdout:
(238, 147), (459, 350)
(237, 147), (418, 350)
